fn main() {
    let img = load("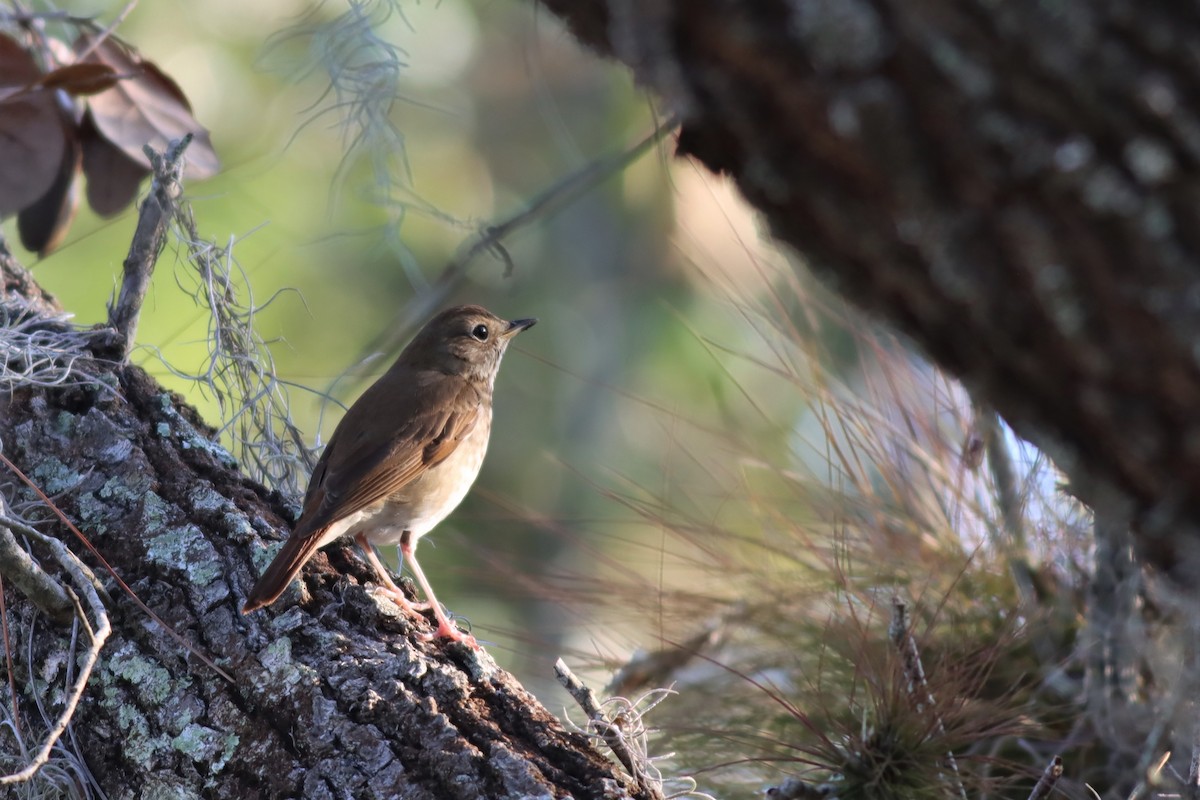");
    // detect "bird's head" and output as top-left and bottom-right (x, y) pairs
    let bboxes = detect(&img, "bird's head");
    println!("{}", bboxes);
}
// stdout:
(401, 304), (537, 386)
